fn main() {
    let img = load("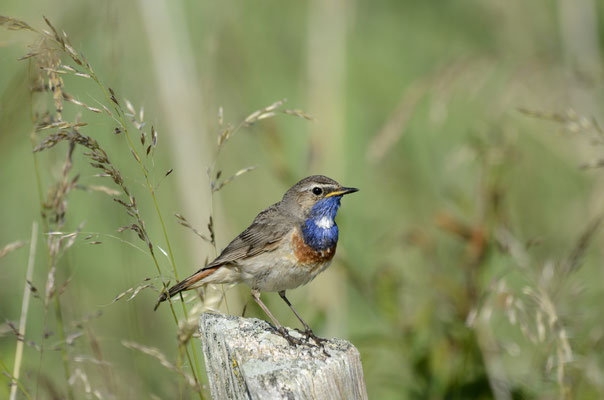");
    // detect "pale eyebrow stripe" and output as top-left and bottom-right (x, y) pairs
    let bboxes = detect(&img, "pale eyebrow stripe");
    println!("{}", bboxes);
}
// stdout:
(299, 183), (338, 192)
